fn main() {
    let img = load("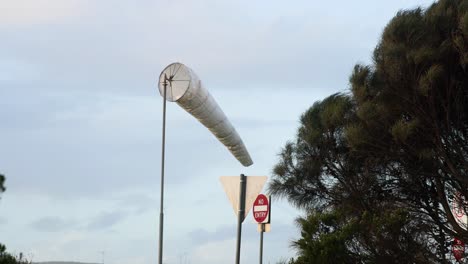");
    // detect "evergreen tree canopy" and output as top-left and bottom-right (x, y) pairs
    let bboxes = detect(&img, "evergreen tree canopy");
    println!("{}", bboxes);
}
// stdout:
(270, 0), (468, 262)
(349, 0), (468, 238)
(0, 174), (5, 194)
